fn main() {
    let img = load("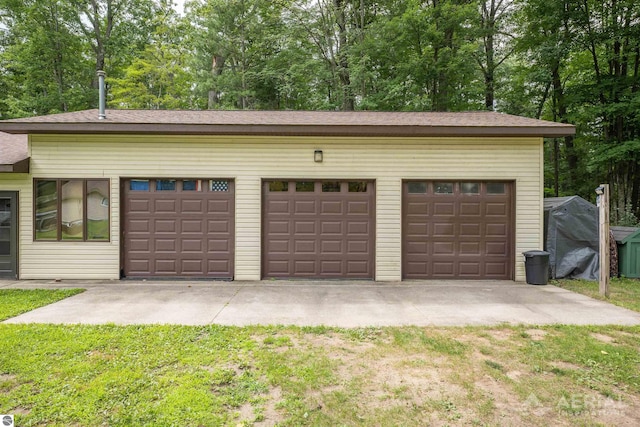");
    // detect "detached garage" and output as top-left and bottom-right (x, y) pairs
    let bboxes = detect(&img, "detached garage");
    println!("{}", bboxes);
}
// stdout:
(0, 110), (575, 281)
